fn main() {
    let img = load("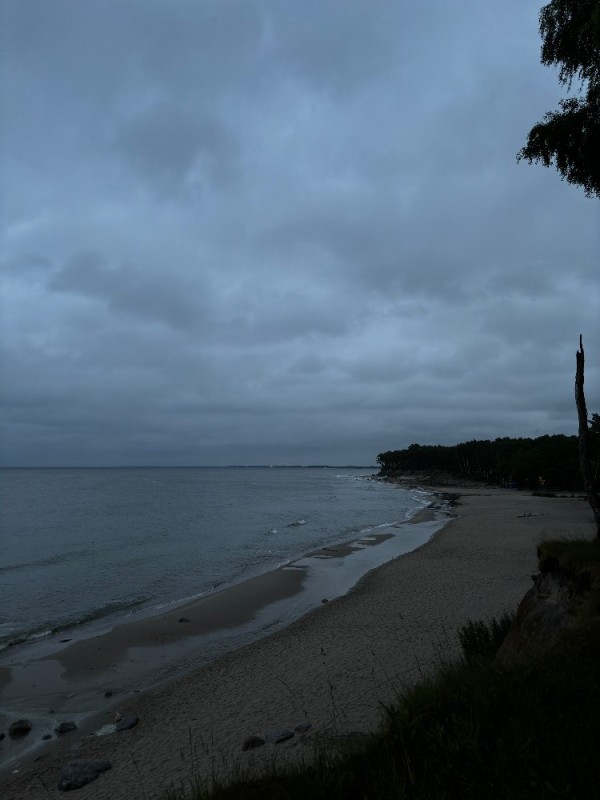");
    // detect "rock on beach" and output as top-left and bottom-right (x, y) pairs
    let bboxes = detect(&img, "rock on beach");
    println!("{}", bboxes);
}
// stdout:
(55, 721), (77, 736)
(264, 727), (294, 744)
(115, 715), (139, 732)
(9, 719), (32, 739)
(242, 735), (265, 751)
(58, 759), (112, 791)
